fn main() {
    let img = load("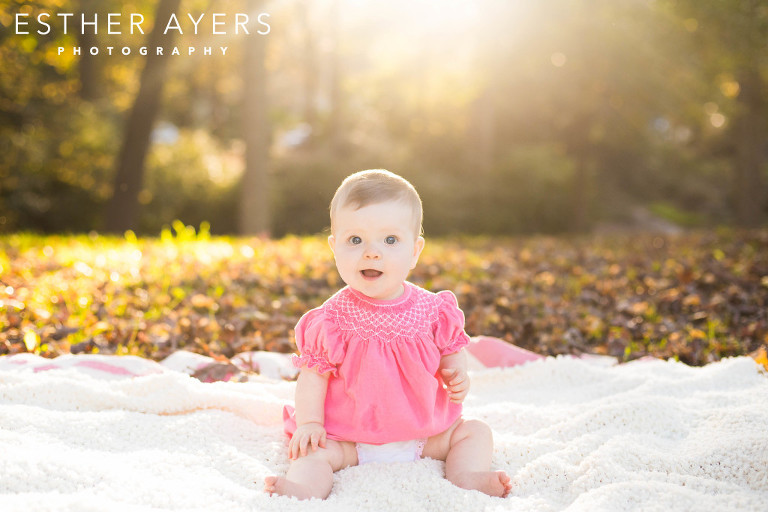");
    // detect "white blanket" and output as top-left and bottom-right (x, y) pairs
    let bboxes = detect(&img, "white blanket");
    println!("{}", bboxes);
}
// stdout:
(1, 354), (766, 511)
